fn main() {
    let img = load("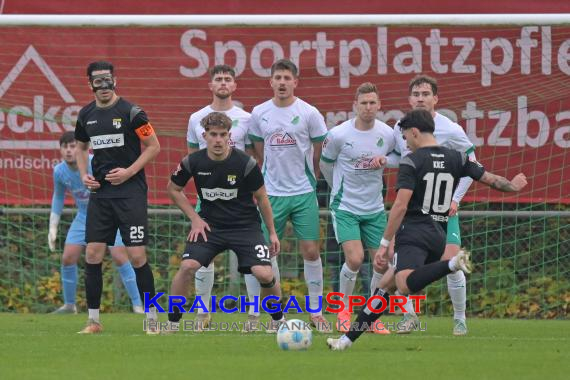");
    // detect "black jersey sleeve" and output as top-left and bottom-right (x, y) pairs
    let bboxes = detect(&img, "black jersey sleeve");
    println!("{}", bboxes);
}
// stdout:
(243, 156), (264, 192)
(129, 105), (150, 130)
(74, 116), (89, 143)
(460, 153), (486, 181)
(170, 155), (193, 187)
(396, 155), (417, 191)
